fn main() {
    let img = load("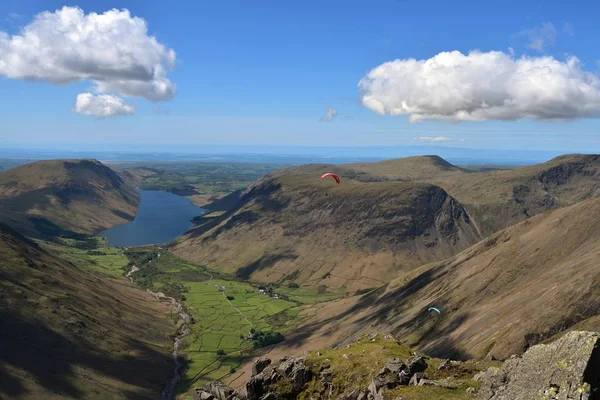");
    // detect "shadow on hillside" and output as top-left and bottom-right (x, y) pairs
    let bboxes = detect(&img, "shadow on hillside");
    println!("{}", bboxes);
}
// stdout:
(274, 264), (473, 360)
(0, 309), (172, 399)
(235, 252), (298, 280)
